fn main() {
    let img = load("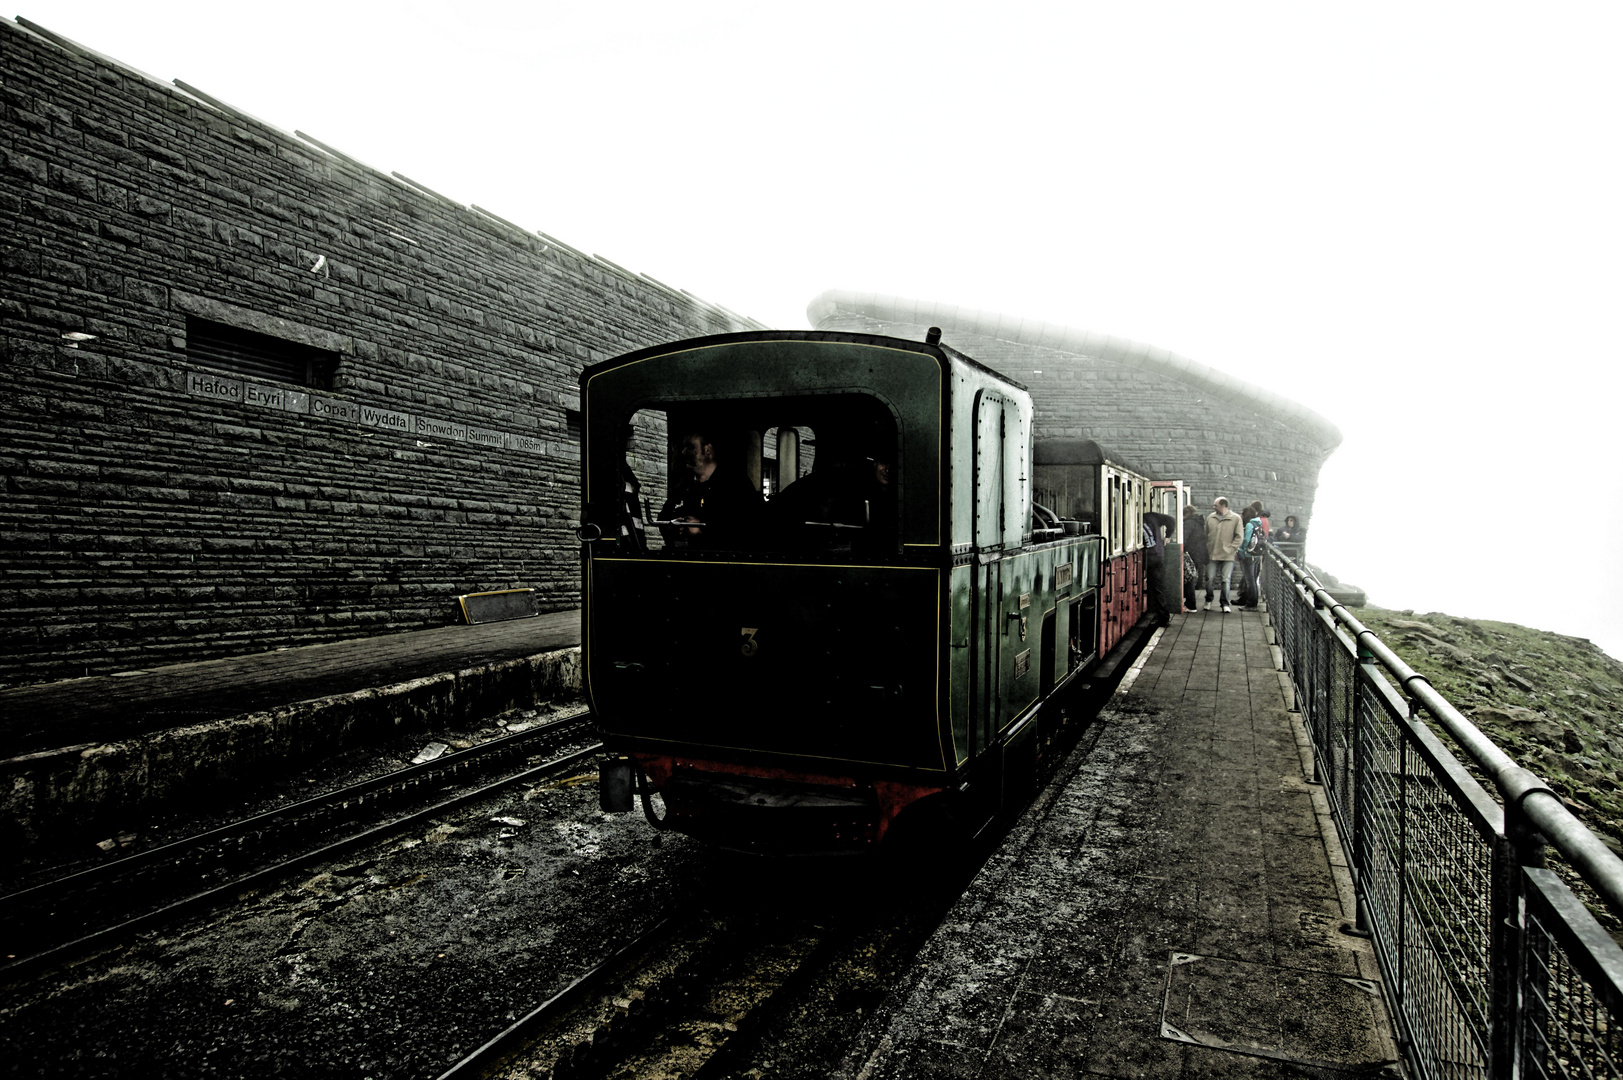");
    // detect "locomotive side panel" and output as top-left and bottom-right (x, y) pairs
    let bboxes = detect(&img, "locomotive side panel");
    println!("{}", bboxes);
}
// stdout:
(949, 562), (973, 765)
